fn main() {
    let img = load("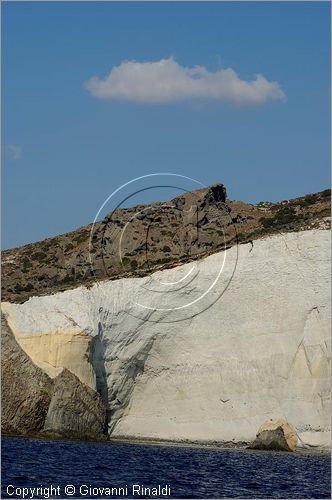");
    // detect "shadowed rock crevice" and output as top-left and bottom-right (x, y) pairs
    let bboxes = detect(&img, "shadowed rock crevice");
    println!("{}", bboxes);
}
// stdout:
(91, 320), (110, 433)
(107, 335), (158, 434)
